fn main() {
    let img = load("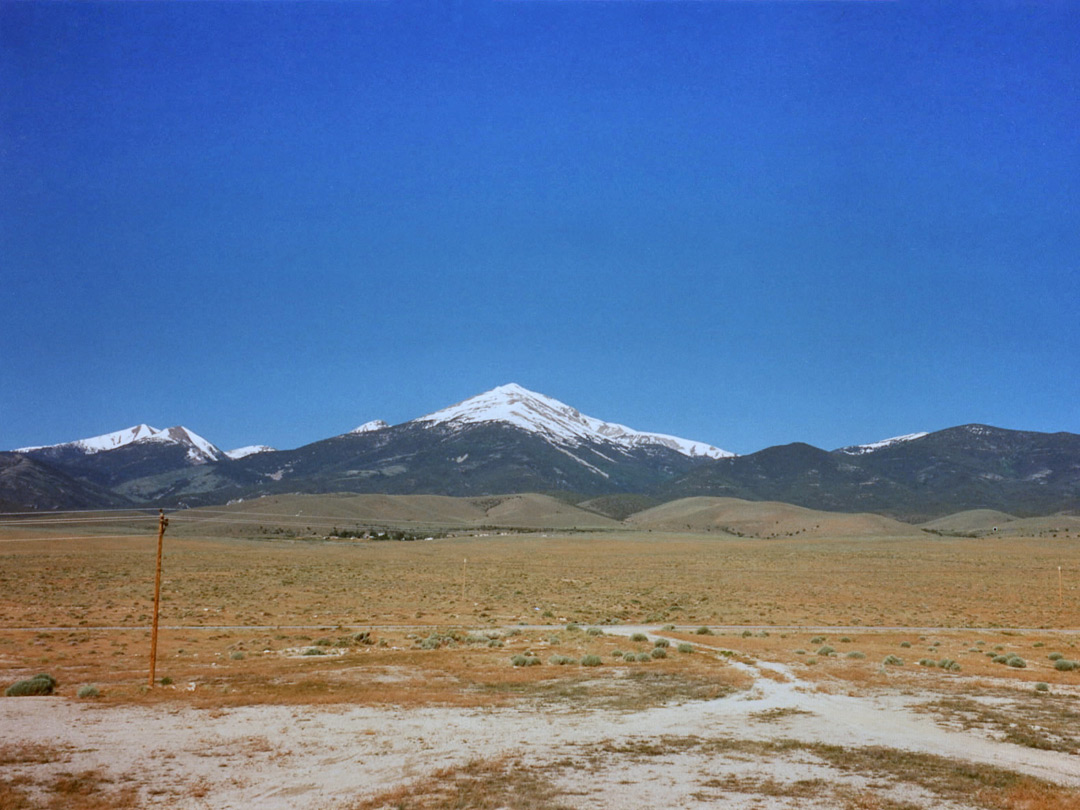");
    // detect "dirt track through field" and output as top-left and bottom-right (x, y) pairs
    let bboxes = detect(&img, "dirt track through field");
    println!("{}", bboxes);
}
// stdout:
(4, 644), (1079, 809)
